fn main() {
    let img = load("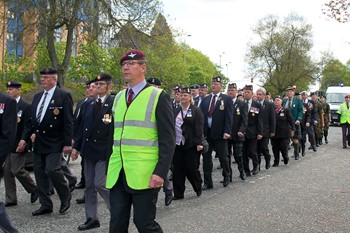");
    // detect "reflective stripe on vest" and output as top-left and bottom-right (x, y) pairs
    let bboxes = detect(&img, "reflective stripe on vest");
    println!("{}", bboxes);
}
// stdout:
(106, 86), (161, 190)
